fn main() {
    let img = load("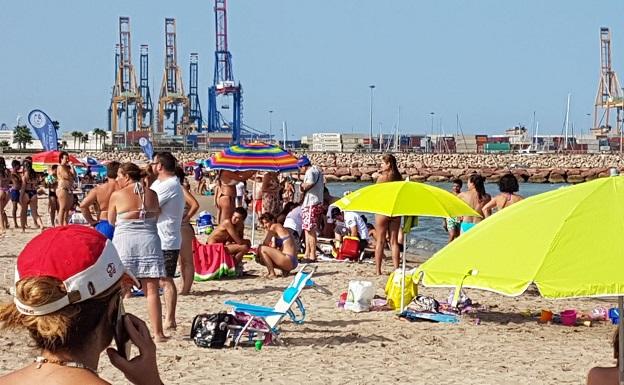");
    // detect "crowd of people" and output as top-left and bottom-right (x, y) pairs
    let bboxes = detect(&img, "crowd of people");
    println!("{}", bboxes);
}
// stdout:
(0, 150), (621, 384)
